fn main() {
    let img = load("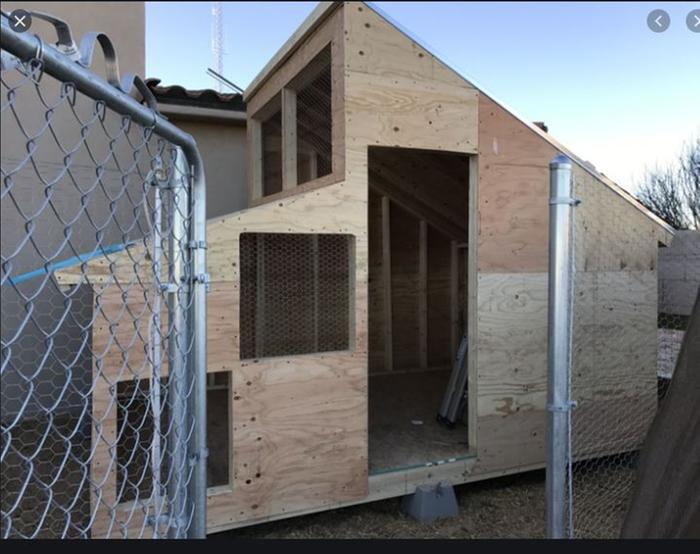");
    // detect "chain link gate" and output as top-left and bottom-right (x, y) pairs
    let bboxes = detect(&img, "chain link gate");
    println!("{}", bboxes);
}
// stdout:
(1, 11), (208, 539)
